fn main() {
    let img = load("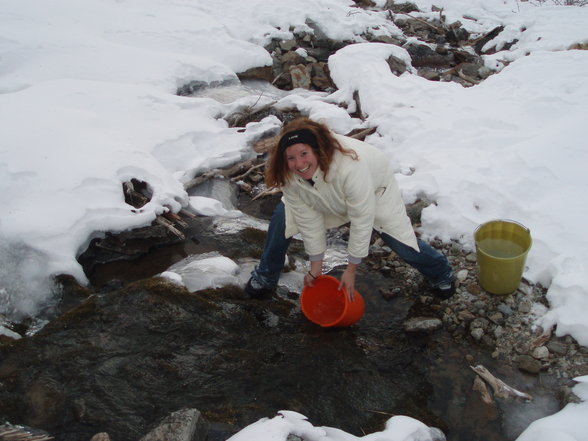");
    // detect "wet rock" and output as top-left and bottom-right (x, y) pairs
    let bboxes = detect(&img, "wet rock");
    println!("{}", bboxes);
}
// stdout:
(290, 64), (312, 89)
(406, 44), (454, 68)
(471, 328), (484, 341)
(546, 340), (568, 356)
(140, 408), (208, 441)
(237, 66), (274, 83)
(0, 275), (451, 441)
(387, 55), (409, 76)
(517, 355), (543, 375)
(474, 26), (505, 55)
(384, 0), (419, 13)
